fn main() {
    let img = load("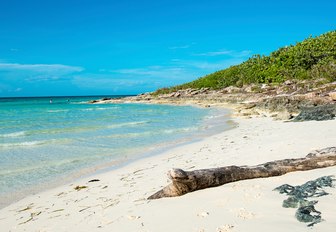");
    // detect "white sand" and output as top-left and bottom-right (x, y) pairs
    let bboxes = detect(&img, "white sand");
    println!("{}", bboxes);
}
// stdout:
(0, 117), (335, 232)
